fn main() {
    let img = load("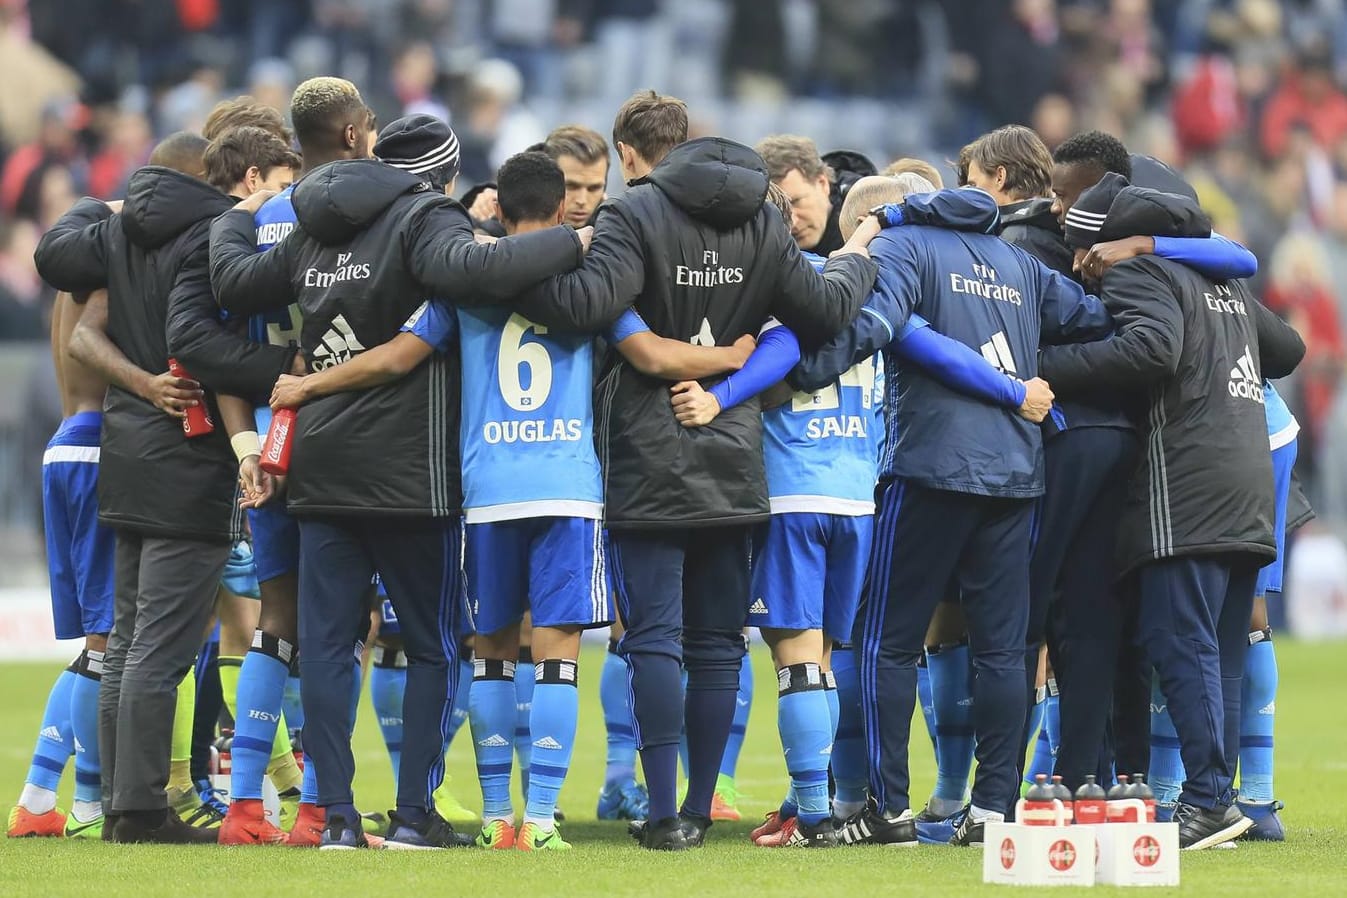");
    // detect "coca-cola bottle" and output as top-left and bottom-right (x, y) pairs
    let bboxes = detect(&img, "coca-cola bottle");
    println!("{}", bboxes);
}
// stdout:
(260, 408), (297, 475)
(1132, 773), (1157, 822)
(1074, 774), (1107, 824)
(1020, 774), (1059, 826)
(168, 357), (214, 437)
(1051, 775), (1074, 823)
(1107, 774), (1142, 823)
